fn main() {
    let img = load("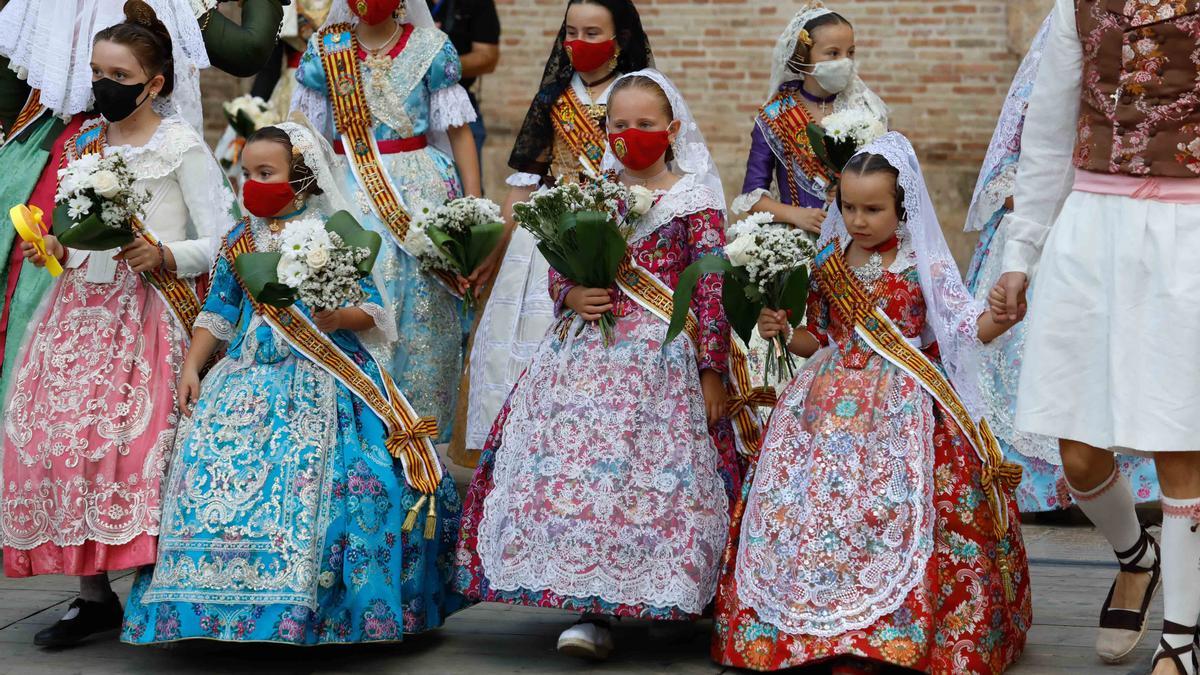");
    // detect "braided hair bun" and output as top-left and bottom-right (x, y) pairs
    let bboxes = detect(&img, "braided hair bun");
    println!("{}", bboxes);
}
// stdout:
(94, 0), (176, 97)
